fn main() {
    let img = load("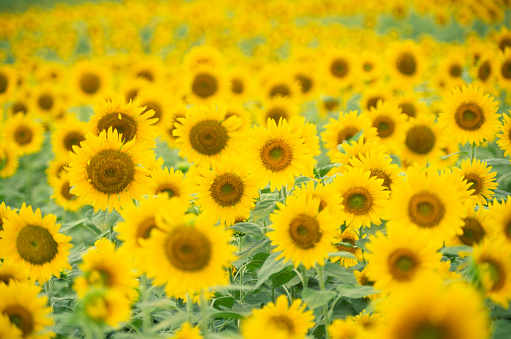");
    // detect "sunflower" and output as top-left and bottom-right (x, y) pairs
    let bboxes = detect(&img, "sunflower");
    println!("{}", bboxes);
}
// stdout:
(438, 84), (500, 146)
(81, 288), (132, 329)
(71, 60), (112, 104)
(45, 157), (69, 187)
(359, 50), (384, 83)
(142, 213), (236, 296)
(386, 40), (425, 85)
(244, 118), (316, 191)
(268, 194), (337, 269)
(329, 136), (386, 175)
(150, 166), (188, 200)
(472, 239), (511, 307)
(436, 137), (461, 168)
(332, 167), (390, 229)
(136, 84), (173, 133)
(497, 111), (511, 156)
(183, 45), (224, 71)
(0, 204), (72, 283)
(330, 228), (362, 268)
(498, 49), (511, 91)
(1, 113), (45, 155)
(347, 150), (402, 193)
(359, 83), (393, 111)
(170, 322), (203, 339)
(328, 318), (366, 339)
(289, 116), (321, 157)
(0, 259), (30, 285)
(190, 159), (259, 226)
(255, 96), (300, 127)
(317, 96), (341, 117)
(435, 48), (467, 90)
(494, 27), (511, 52)
(185, 64), (228, 104)
(349, 311), (383, 332)
(226, 66), (256, 103)
(0, 314), (22, 339)
(321, 110), (379, 162)
(224, 103), (253, 133)
(29, 86), (65, 124)
(365, 100), (408, 152)
(0, 142), (19, 178)
(487, 197), (511, 245)
(365, 227), (443, 292)
(291, 180), (343, 220)
(398, 114), (444, 167)
(242, 295), (314, 339)
(118, 76), (150, 102)
(88, 96), (158, 146)
(258, 64), (303, 102)
(449, 206), (489, 247)
(116, 196), (186, 274)
(354, 268), (381, 301)
(173, 105), (243, 168)
(455, 159), (497, 206)
(67, 128), (155, 212)
(385, 168), (468, 245)
(393, 91), (429, 120)
(470, 51), (499, 94)
(377, 280), (489, 339)
(129, 54), (166, 85)
(0, 65), (18, 101)
(73, 238), (138, 301)
(159, 100), (187, 148)
(50, 174), (85, 212)
(0, 282), (54, 339)
(322, 48), (360, 92)
(51, 117), (87, 160)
